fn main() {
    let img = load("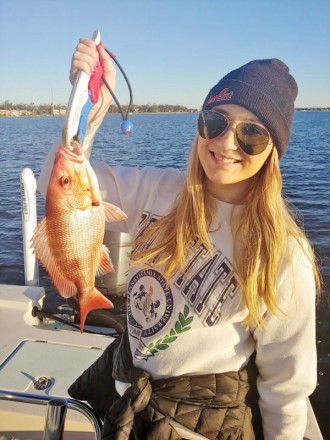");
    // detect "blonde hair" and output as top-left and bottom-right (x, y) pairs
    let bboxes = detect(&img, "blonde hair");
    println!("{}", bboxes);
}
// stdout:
(131, 137), (321, 326)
